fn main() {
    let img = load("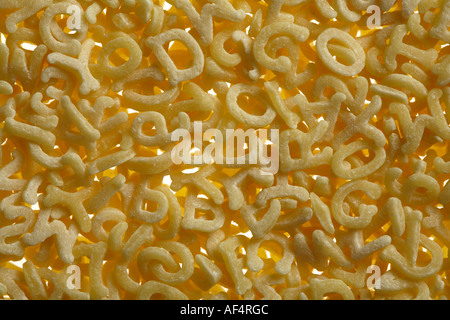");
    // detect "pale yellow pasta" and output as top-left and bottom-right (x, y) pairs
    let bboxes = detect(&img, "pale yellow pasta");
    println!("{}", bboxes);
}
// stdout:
(0, 0), (449, 302)
(316, 28), (365, 76)
(145, 29), (204, 86)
